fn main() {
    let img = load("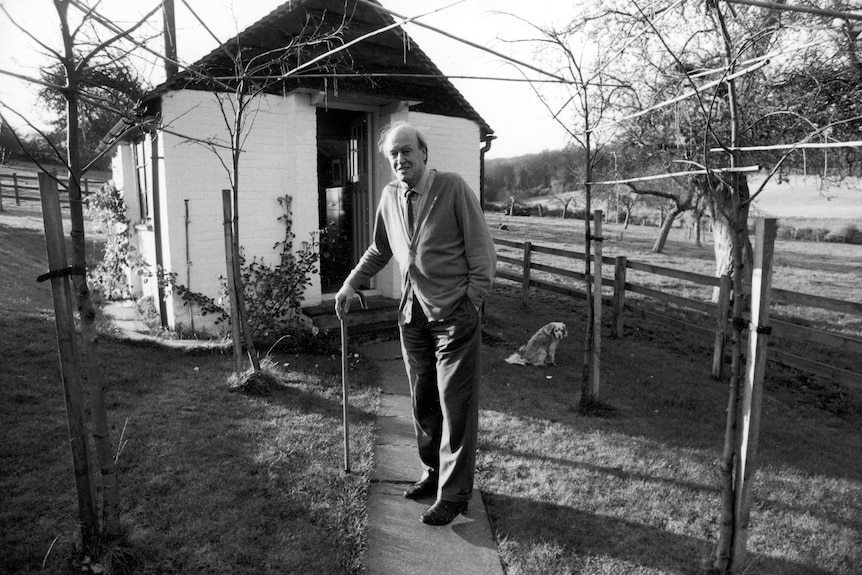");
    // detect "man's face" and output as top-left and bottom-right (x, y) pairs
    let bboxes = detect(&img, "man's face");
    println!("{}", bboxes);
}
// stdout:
(384, 126), (426, 187)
